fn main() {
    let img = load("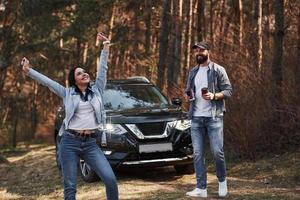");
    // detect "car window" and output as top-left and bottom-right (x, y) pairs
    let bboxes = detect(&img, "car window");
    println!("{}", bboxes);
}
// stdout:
(103, 84), (169, 111)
